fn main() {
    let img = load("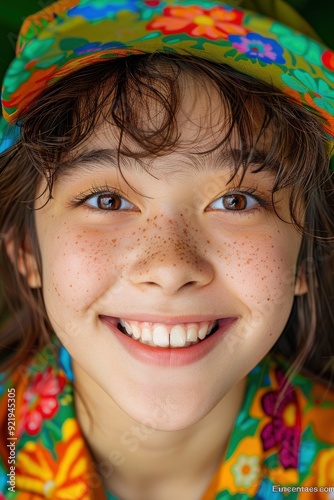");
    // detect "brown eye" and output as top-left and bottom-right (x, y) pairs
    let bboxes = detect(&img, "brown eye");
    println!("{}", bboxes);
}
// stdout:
(97, 194), (122, 210)
(209, 192), (259, 211)
(86, 192), (134, 211)
(222, 194), (247, 211)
